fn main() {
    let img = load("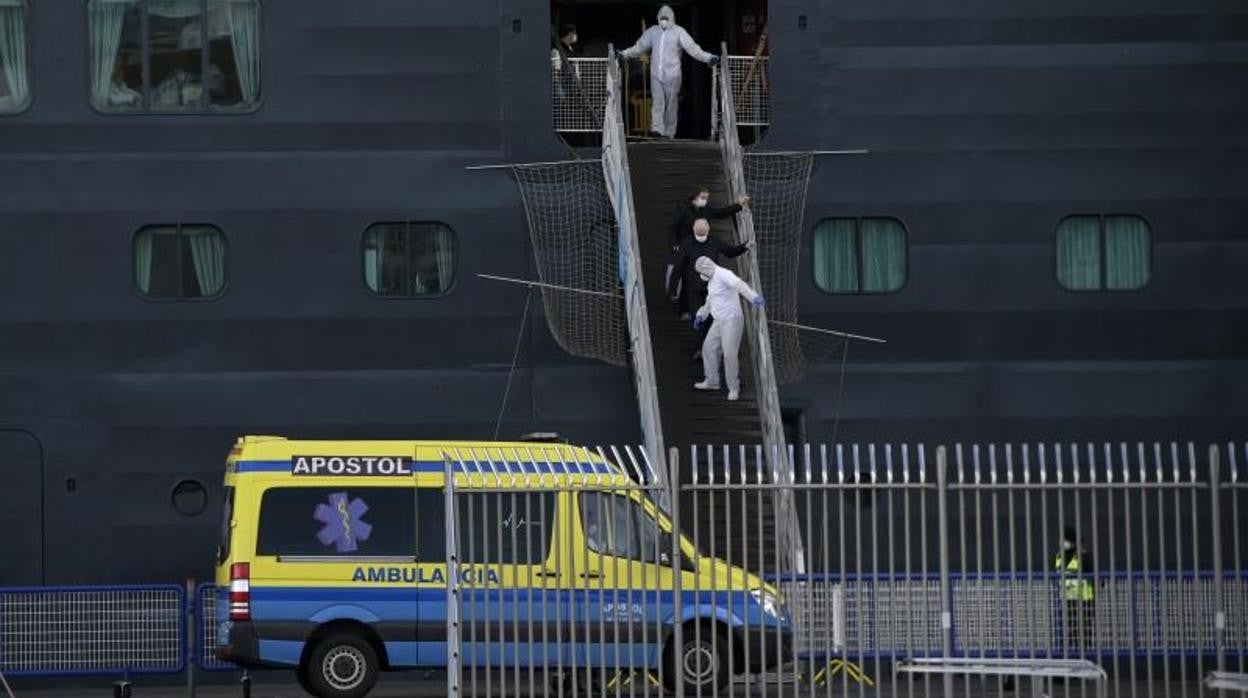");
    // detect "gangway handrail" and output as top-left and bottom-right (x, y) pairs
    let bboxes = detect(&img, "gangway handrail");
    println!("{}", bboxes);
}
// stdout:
(715, 42), (806, 574)
(602, 45), (669, 507)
